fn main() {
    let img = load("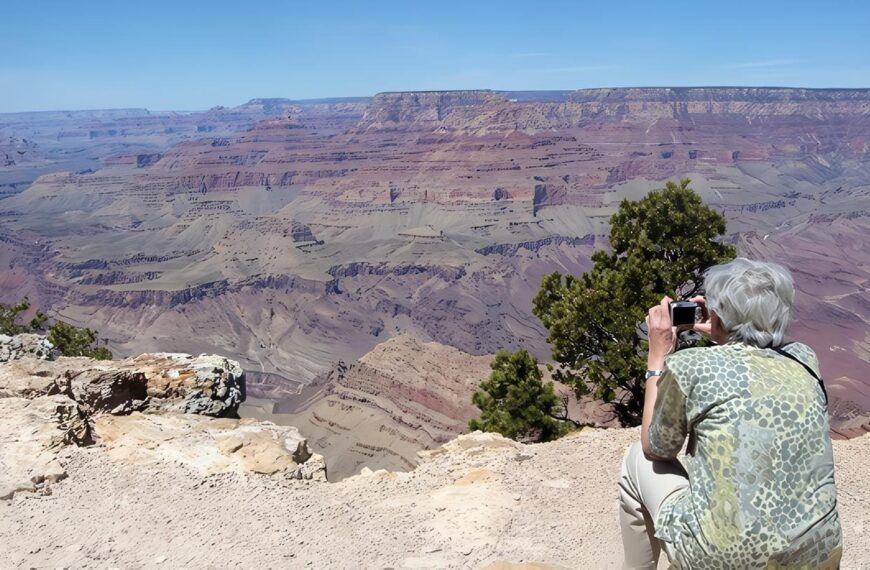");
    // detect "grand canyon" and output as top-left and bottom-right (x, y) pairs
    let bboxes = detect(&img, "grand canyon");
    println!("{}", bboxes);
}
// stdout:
(1, 87), (869, 477)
